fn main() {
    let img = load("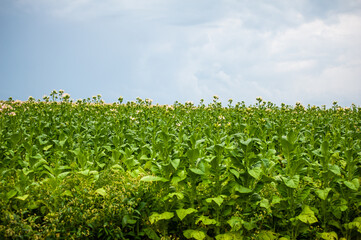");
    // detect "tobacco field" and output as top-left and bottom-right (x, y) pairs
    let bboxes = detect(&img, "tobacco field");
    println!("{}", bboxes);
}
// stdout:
(0, 91), (361, 239)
